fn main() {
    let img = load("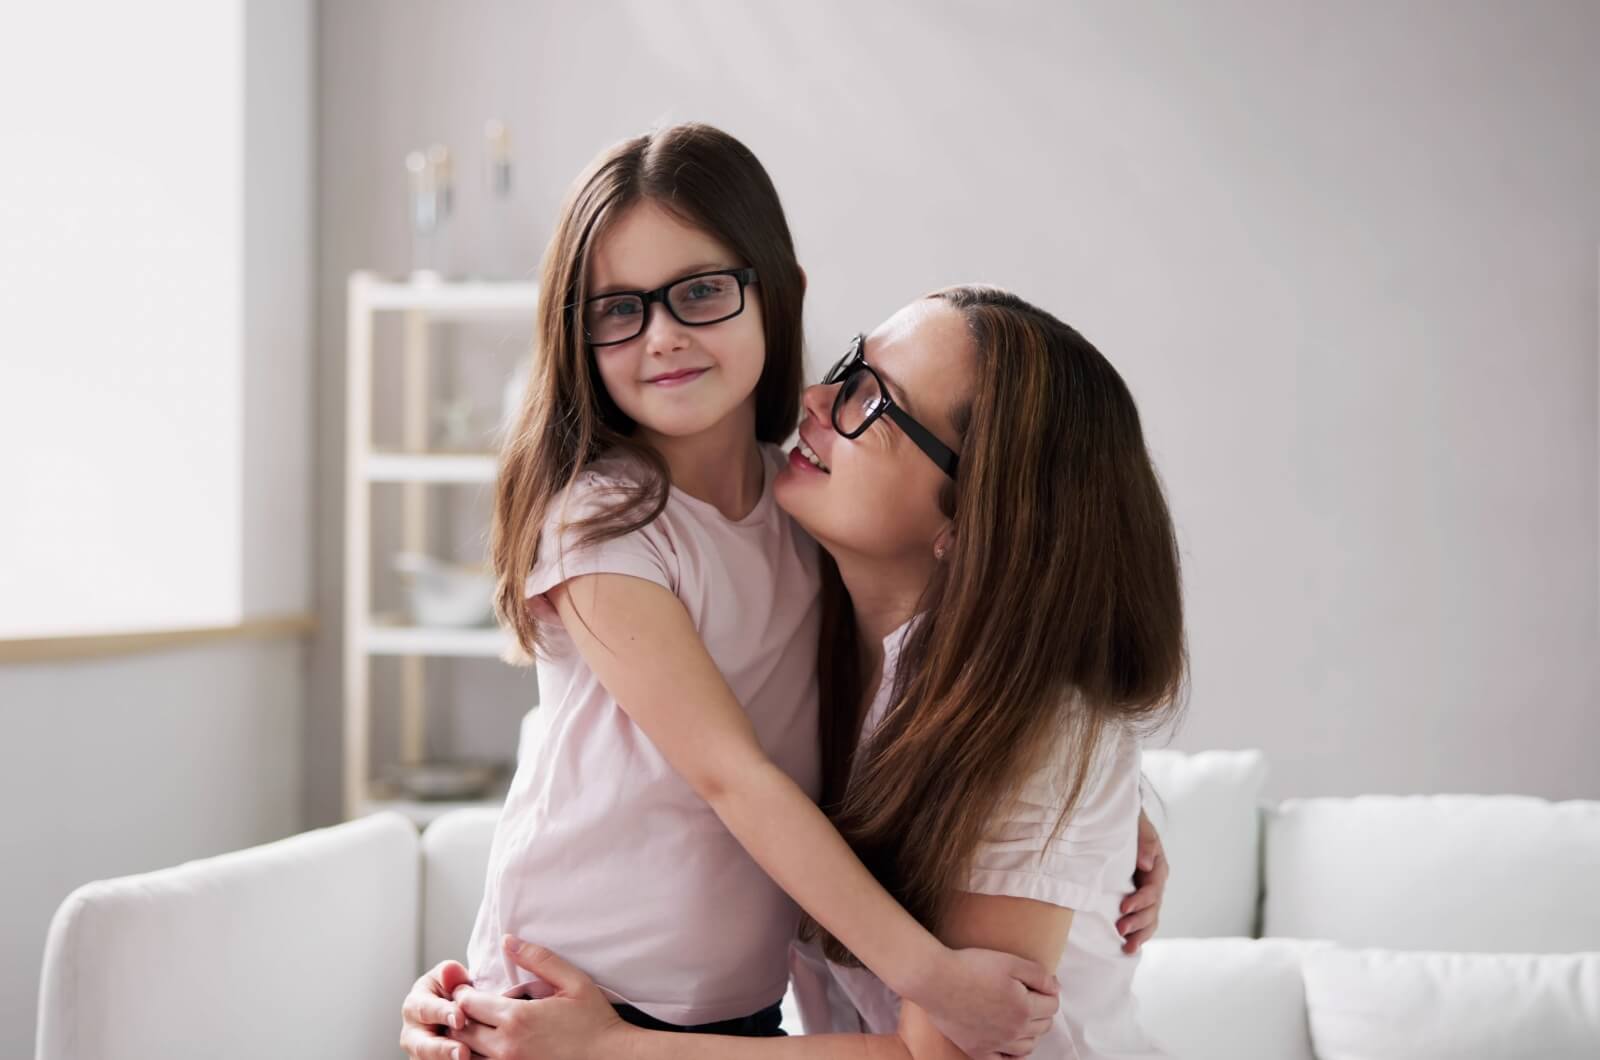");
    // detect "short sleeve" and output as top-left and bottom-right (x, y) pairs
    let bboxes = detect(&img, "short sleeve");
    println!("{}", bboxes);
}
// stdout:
(966, 723), (1142, 912)
(787, 940), (866, 1035)
(523, 470), (676, 606)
